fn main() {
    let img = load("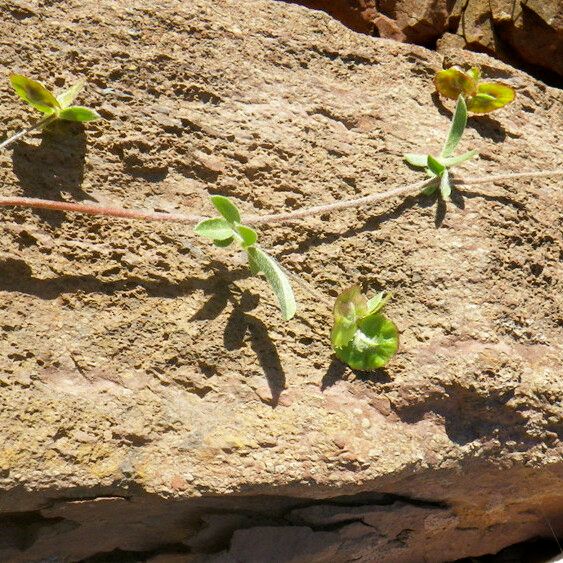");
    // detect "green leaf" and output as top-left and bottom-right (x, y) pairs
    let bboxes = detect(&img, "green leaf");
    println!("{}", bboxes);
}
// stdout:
(467, 67), (481, 82)
(421, 184), (437, 196)
(247, 250), (260, 275)
(331, 285), (367, 349)
(440, 168), (451, 200)
(214, 236), (234, 248)
(366, 291), (391, 316)
(333, 313), (399, 371)
(466, 82), (516, 114)
(434, 67), (477, 100)
(58, 106), (100, 122)
(247, 246), (296, 321)
(441, 95), (467, 158)
(10, 74), (60, 114)
(442, 150), (478, 167)
(56, 78), (85, 108)
(427, 155), (446, 176)
(404, 153), (428, 168)
(194, 218), (234, 240)
(211, 195), (241, 224)
(236, 224), (257, 249)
